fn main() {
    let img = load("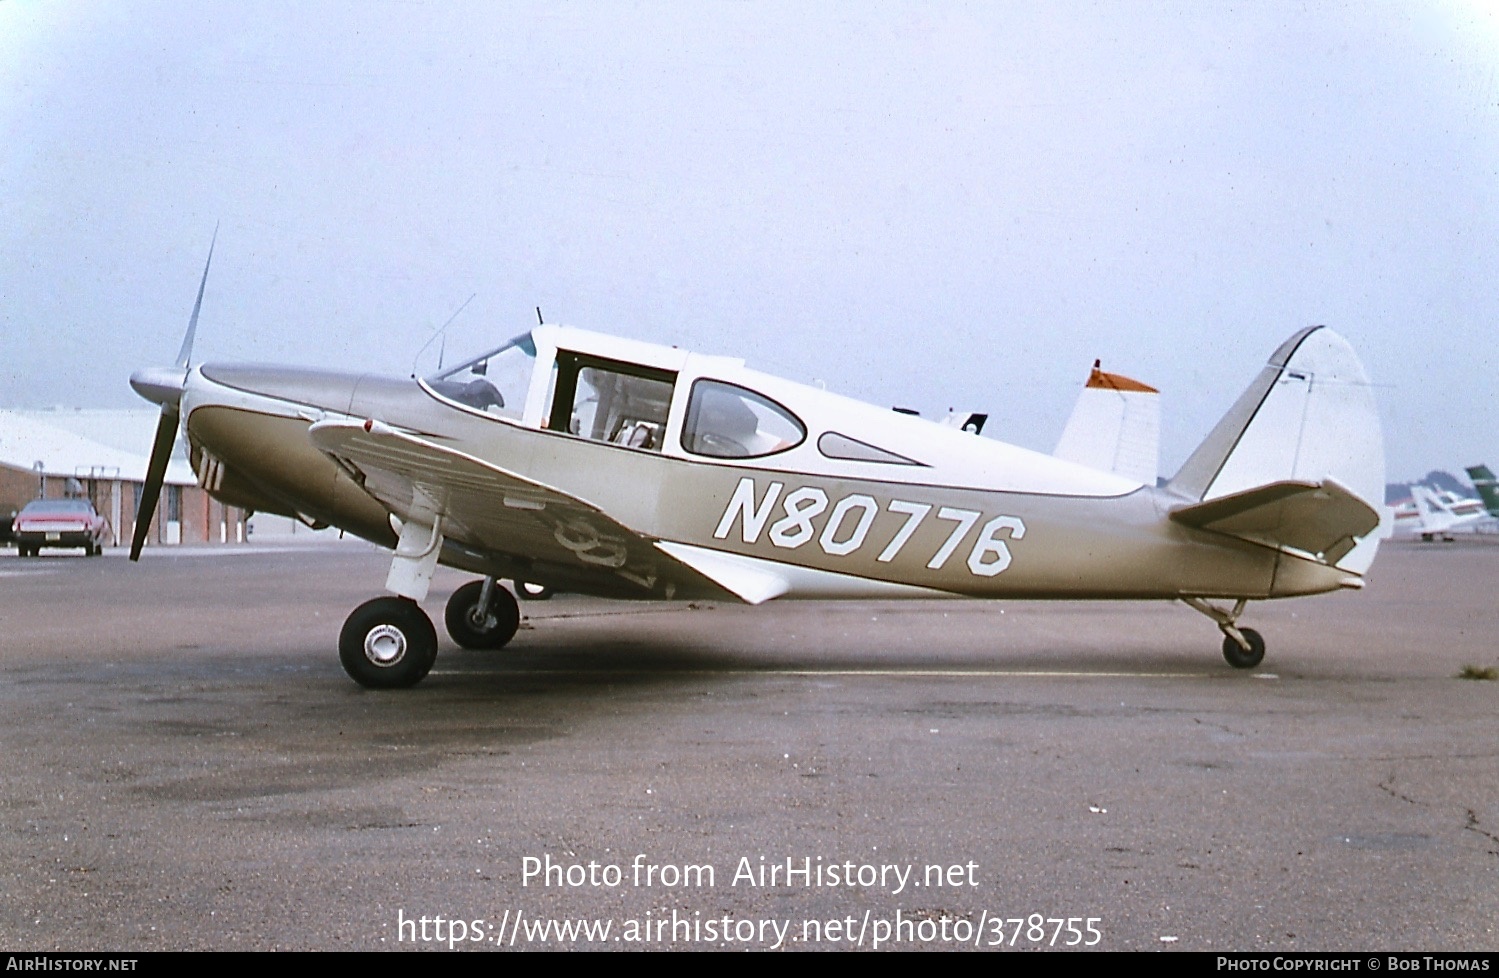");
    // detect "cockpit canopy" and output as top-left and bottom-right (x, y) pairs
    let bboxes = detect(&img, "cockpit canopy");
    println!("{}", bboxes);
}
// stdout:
(424, 327), (806, 460)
